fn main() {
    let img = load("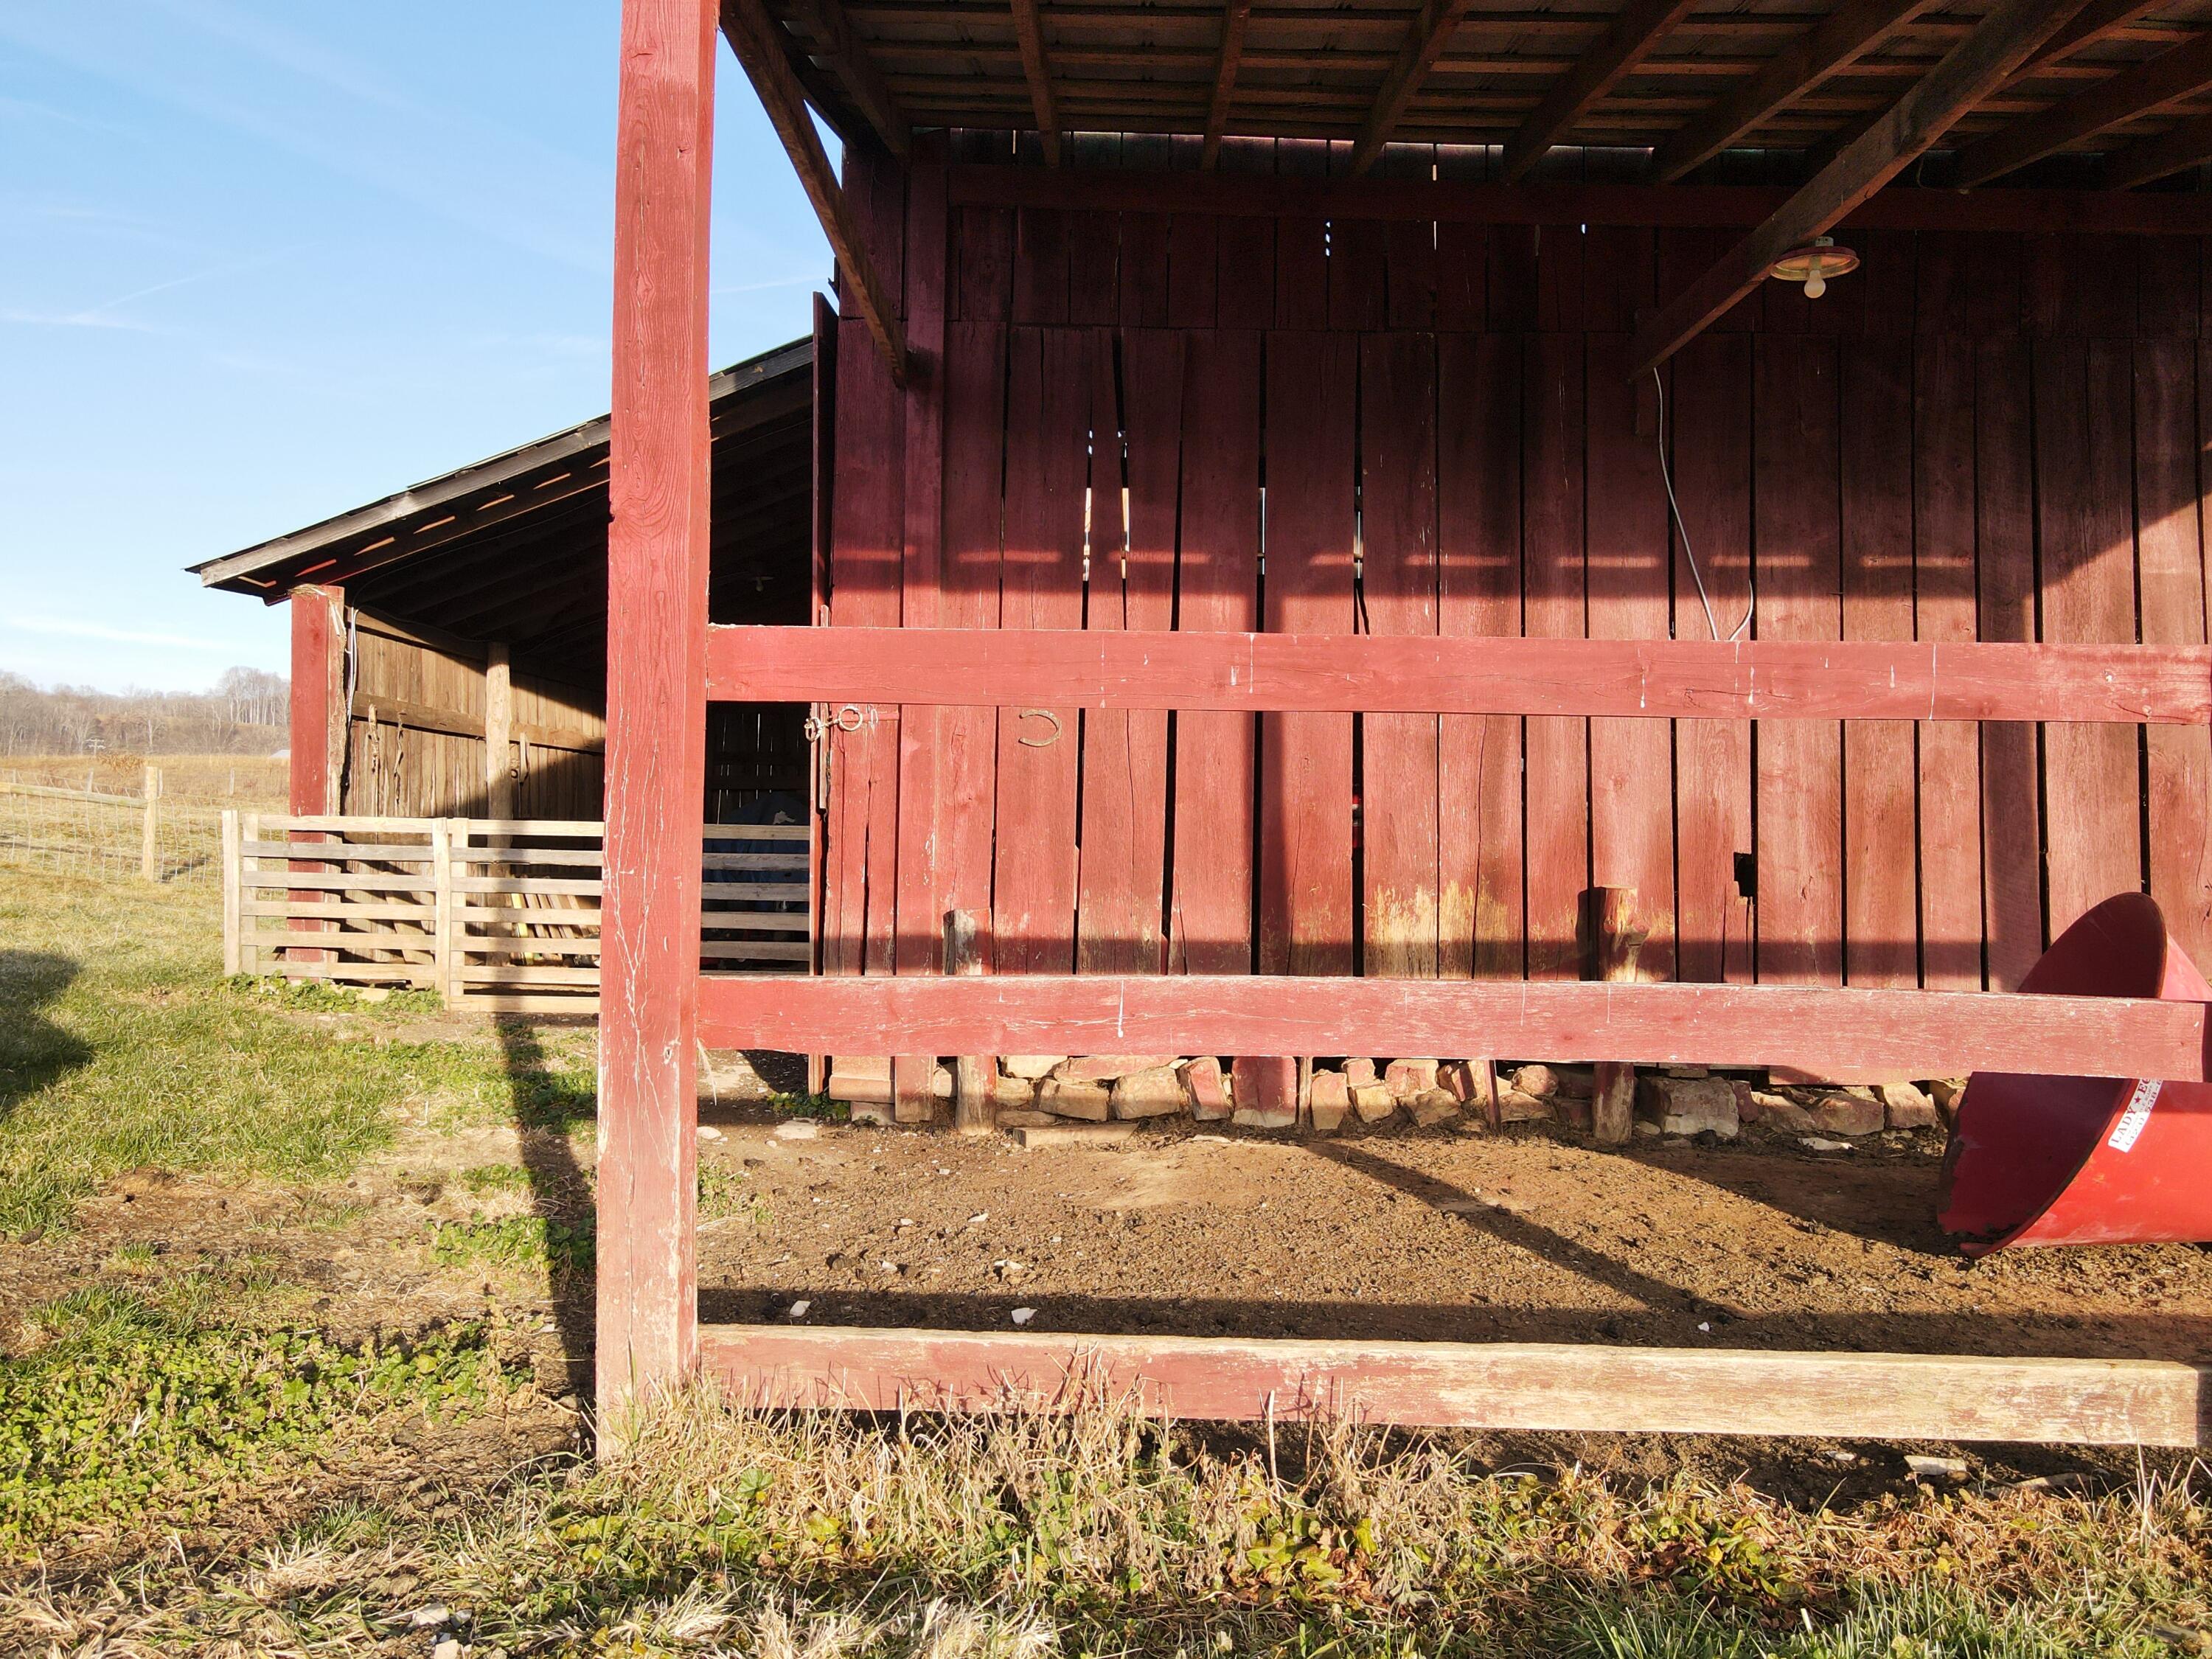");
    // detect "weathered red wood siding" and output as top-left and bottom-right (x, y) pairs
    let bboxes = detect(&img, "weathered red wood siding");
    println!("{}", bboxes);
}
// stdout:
(818, 142), (2212, 1034)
